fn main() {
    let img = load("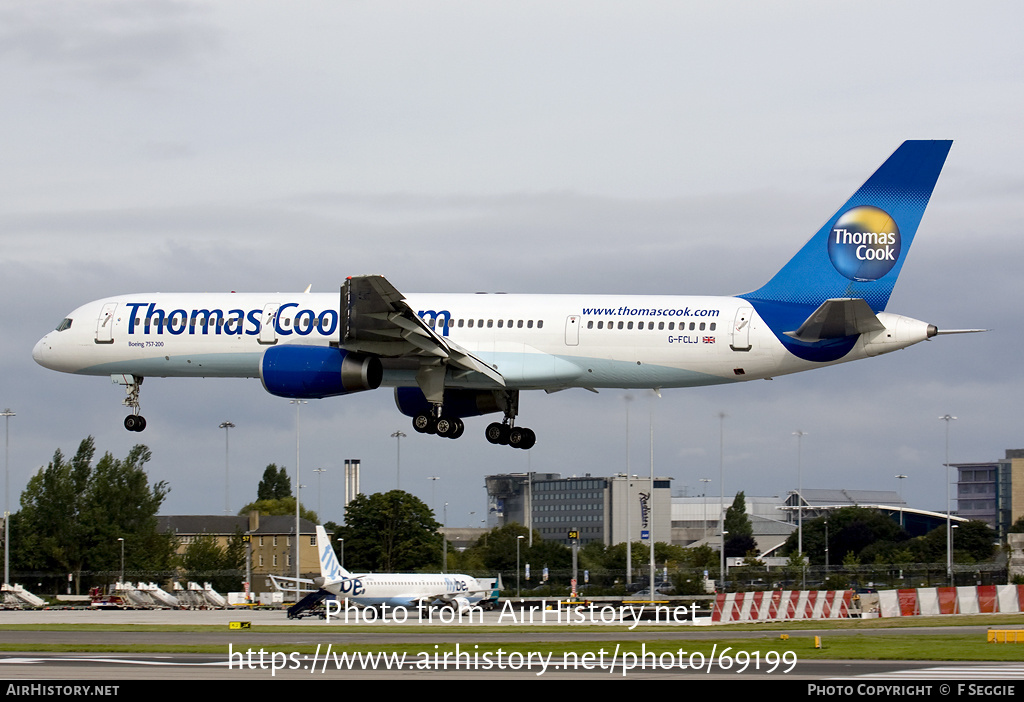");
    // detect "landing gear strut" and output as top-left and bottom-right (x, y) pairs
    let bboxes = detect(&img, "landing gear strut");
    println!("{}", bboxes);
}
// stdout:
(485, 391), (536, 450)
(115, 374), (147, 432)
